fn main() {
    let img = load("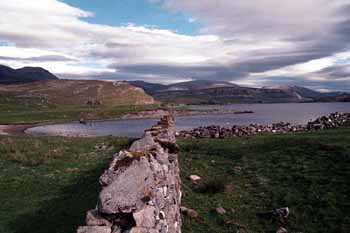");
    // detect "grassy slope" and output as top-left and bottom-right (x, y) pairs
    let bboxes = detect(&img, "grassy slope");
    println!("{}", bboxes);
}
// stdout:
(0, 136), (131, 233)
(0, 125), (349, 233)
(0, 80), (157, 124)
(180, 125), (350, 233)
